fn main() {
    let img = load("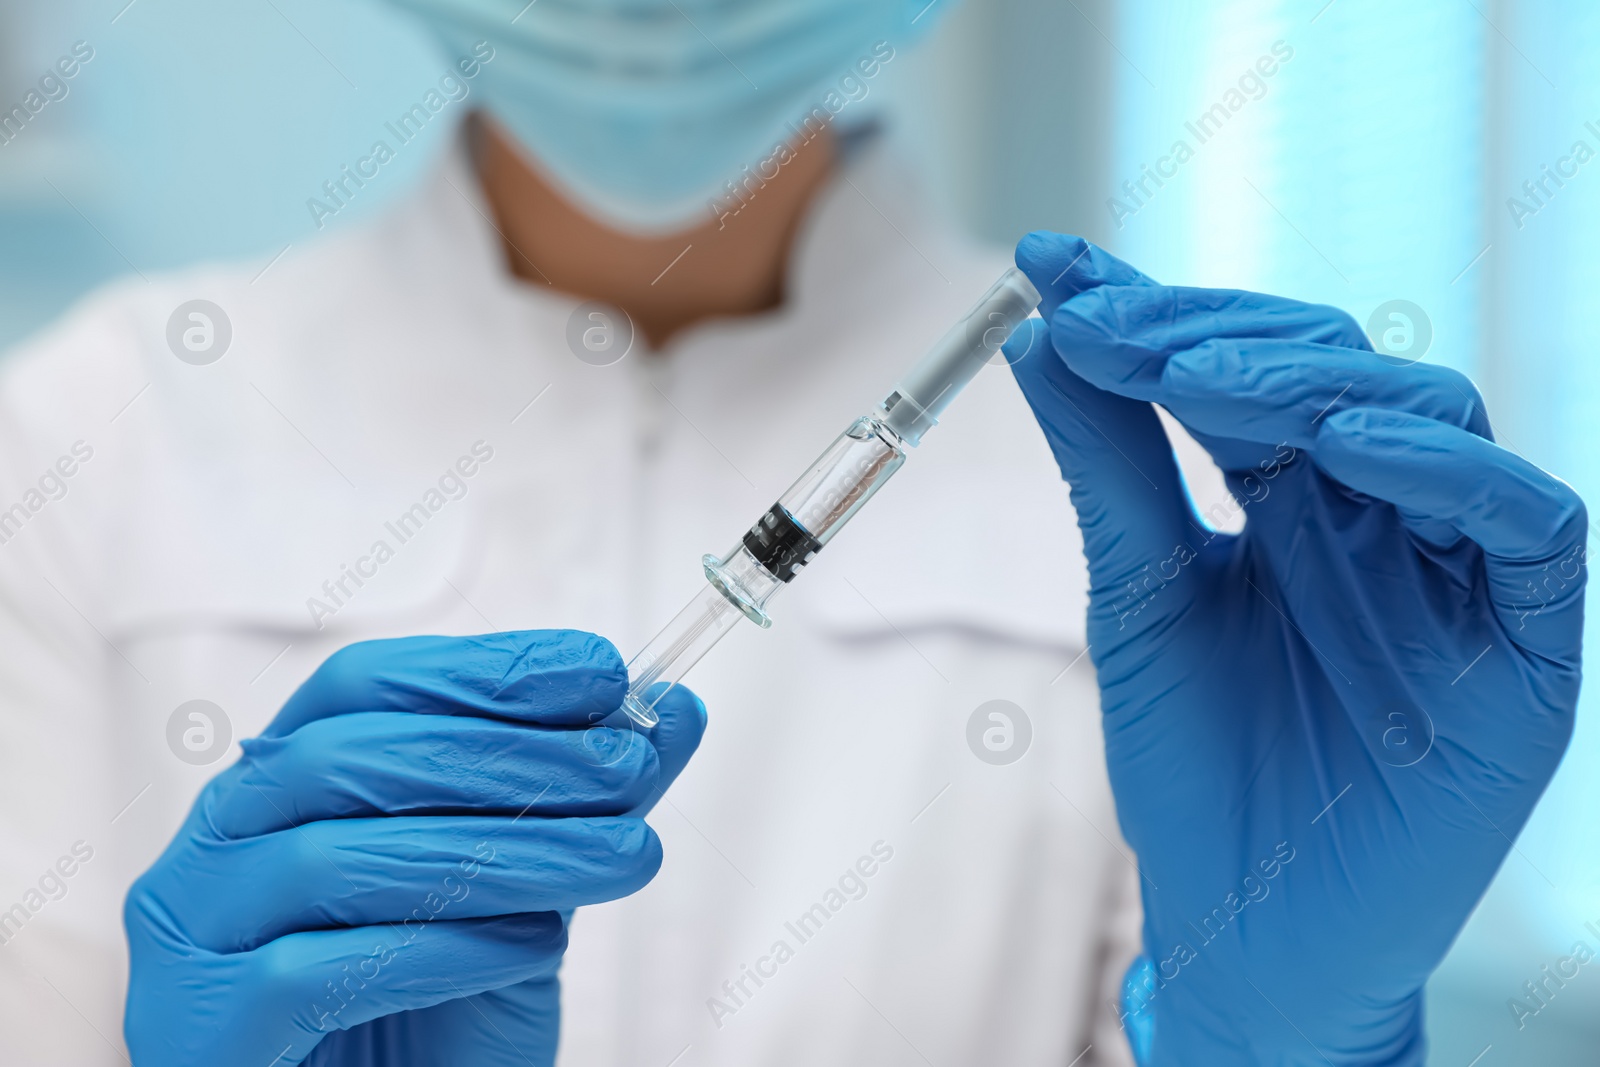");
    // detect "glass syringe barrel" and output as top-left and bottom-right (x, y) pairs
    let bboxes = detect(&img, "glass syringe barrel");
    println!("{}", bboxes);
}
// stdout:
(619, 267), (1041, 727)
